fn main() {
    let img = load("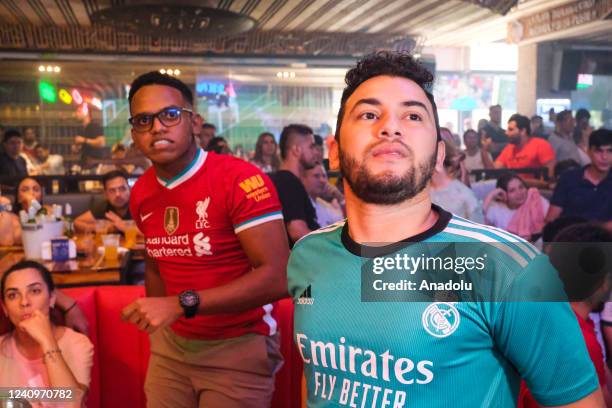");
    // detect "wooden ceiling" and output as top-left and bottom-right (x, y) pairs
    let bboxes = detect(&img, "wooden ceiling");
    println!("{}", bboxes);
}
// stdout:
(0, 0), (504, 55)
